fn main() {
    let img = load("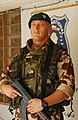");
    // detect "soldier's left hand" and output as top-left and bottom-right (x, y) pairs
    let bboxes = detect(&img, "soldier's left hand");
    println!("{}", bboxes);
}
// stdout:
(27, 98), (43, 114)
